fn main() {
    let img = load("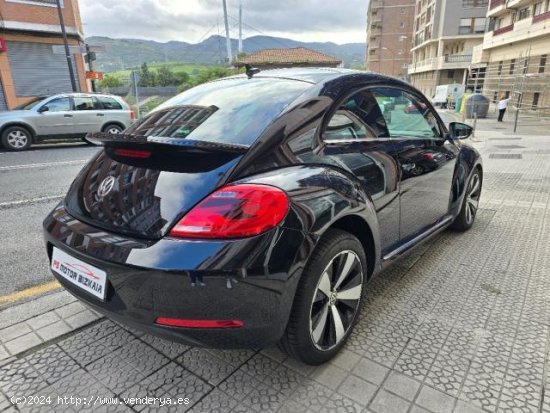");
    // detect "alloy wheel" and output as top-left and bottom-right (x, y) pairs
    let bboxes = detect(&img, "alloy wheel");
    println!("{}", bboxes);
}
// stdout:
(7, 130), (29, 149)
(465, 173), (481, 225)
(107, 127), (122, 134)
(309, 250), (363, 351)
